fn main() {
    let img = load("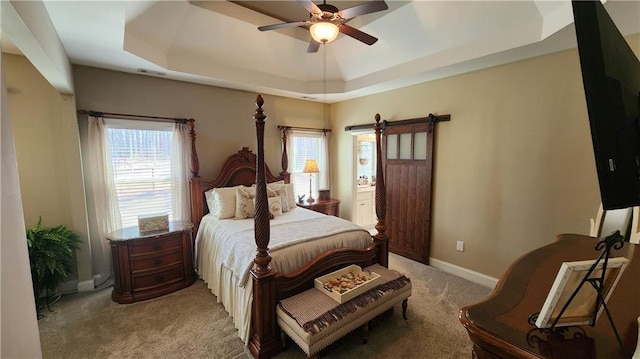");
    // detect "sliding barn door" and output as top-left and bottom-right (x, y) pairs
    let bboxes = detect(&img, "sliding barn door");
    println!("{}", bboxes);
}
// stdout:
(384, 121), (434, 264)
